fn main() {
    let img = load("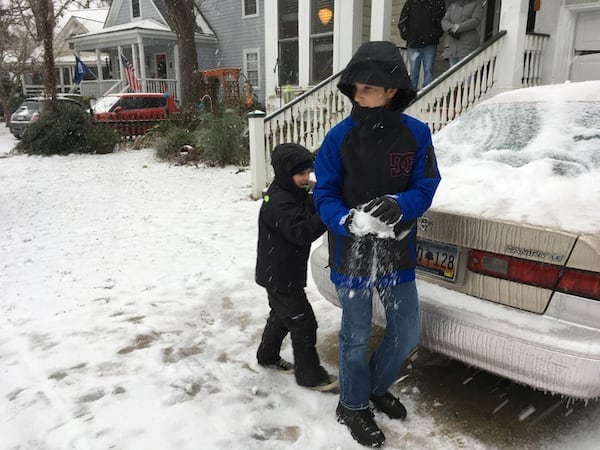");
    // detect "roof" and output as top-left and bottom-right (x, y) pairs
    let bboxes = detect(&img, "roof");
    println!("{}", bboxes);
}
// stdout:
(56, 8), (109, 33)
